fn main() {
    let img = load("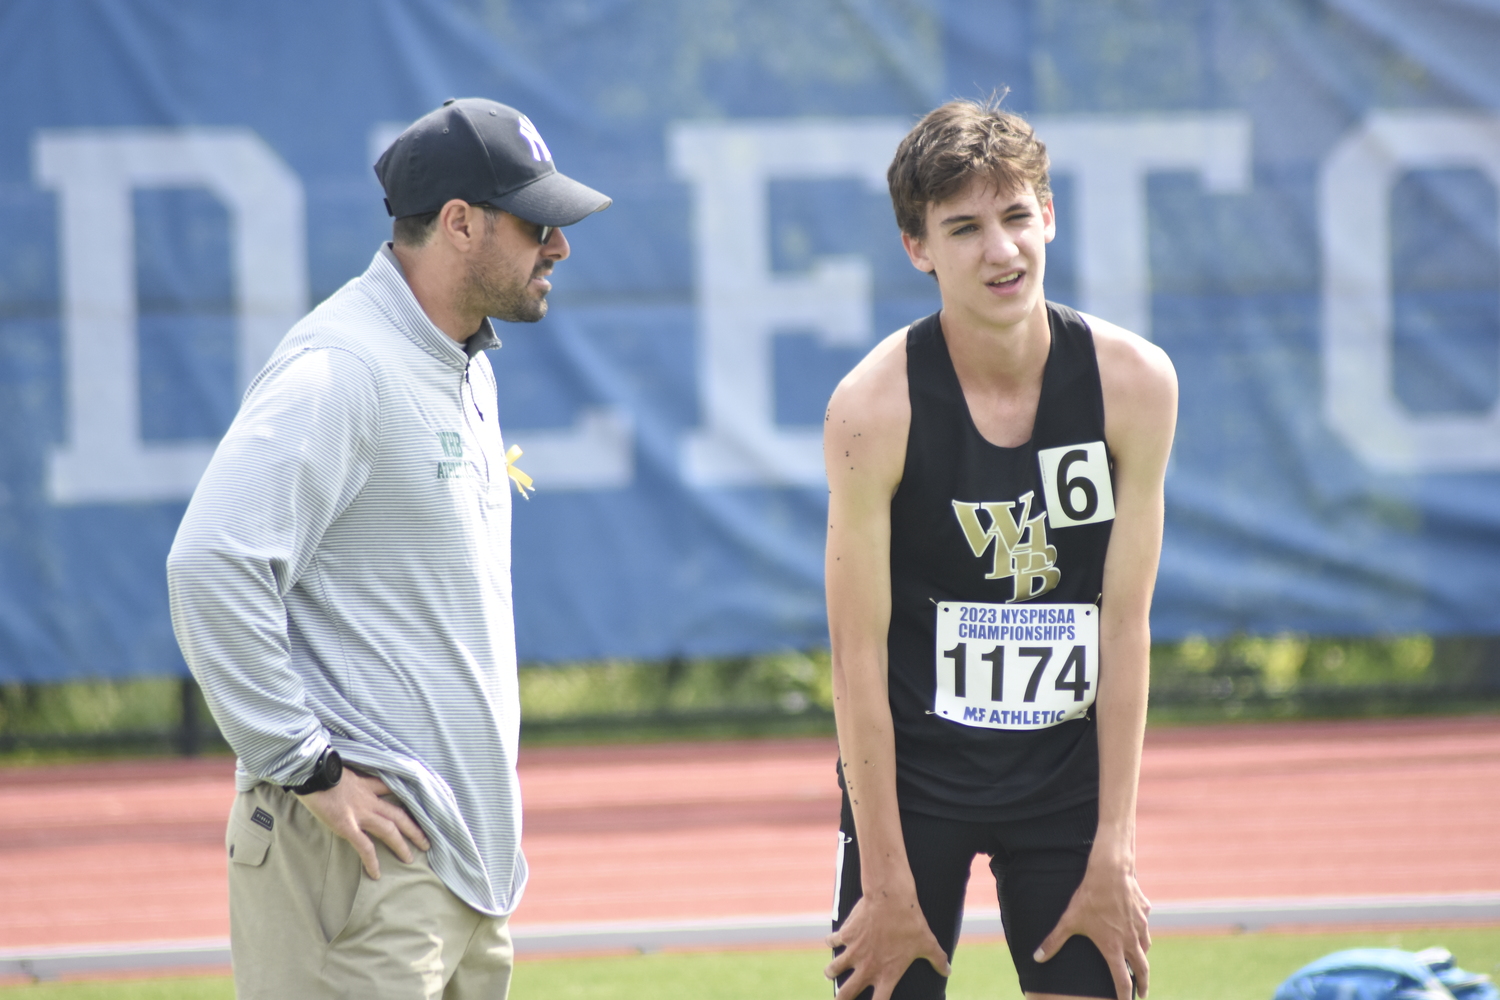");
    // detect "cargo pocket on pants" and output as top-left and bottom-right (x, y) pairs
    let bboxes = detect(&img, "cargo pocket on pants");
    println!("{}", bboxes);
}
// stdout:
(228, 803), (276, 869)
(227, 812), (272, 867)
